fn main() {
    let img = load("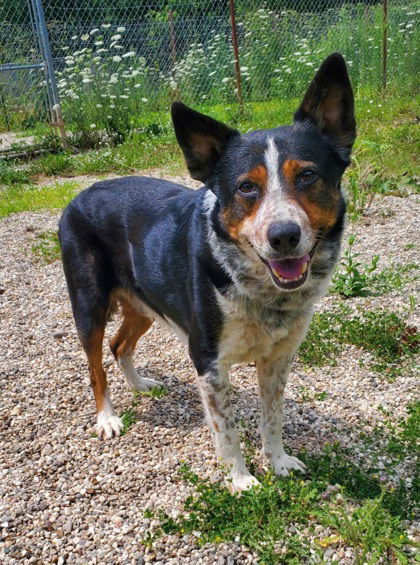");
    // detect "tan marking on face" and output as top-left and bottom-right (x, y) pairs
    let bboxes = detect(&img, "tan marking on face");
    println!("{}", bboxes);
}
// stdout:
(282, 159), (316, 184)
(296, 190), (339, 231)
(221, 165), (267, 241)
(281, 159), (340, 233)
